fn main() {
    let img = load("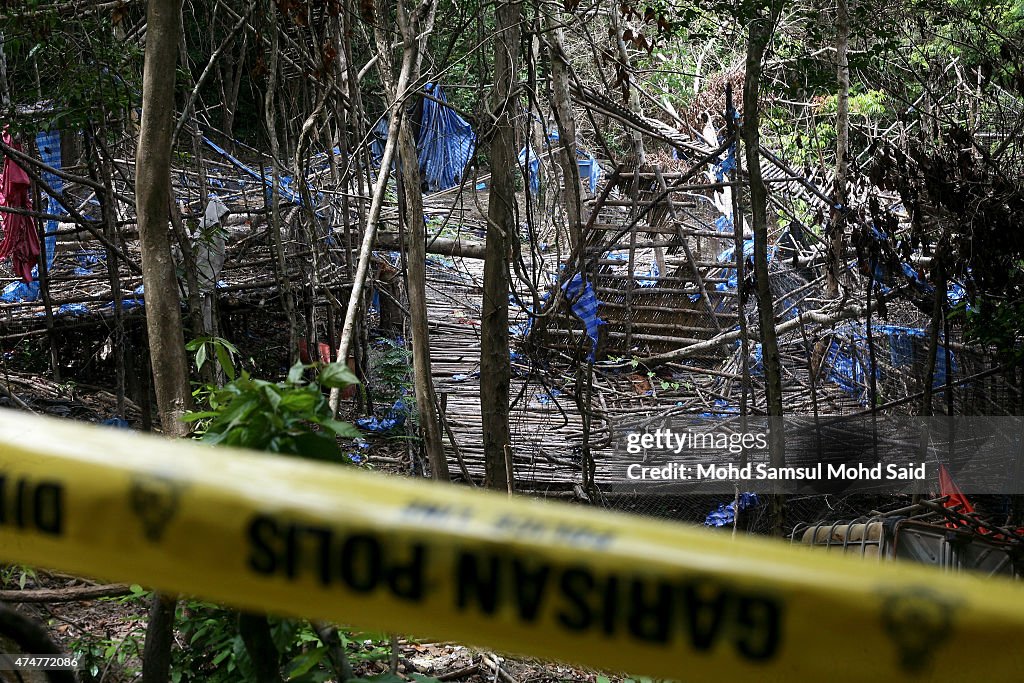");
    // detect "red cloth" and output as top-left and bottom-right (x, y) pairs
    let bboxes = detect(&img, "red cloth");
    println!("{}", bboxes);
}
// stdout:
(939, 463), (974, 515)
(0, 132), (39, 283)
